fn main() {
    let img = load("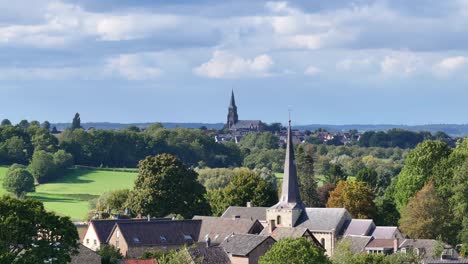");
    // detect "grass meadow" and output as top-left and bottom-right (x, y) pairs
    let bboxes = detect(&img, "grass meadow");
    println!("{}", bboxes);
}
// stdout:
(0, 166), (137, 220)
